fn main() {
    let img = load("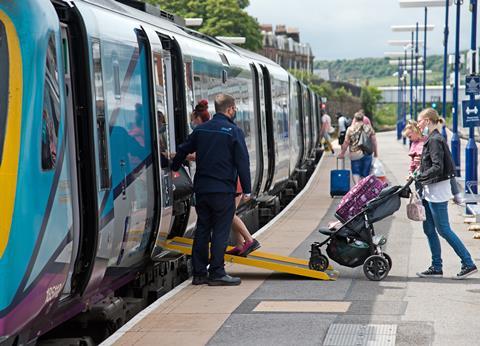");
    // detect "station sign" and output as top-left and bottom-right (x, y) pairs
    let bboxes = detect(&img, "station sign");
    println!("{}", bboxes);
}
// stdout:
(462, 99), (480, 127)
(465, 75), (480, 96)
